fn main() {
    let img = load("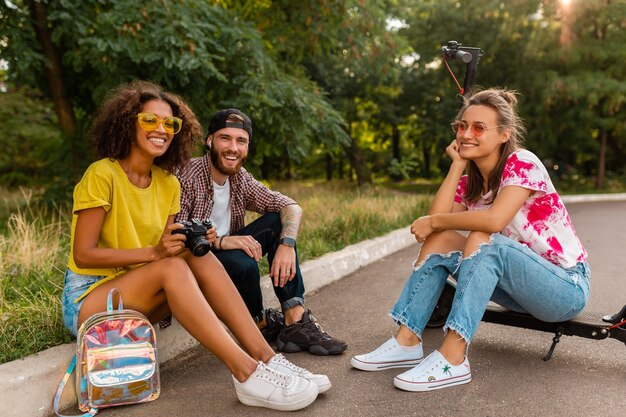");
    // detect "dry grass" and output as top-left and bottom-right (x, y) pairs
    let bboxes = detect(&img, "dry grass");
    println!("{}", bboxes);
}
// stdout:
(0, 197), (72, 364)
